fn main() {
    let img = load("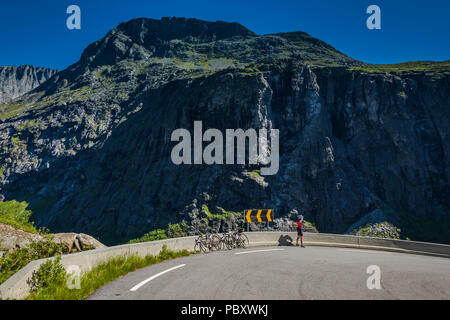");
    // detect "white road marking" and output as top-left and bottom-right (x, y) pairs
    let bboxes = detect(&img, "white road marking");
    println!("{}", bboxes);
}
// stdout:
(235, 248), (285, 255)
(129, 264), (186, 292)
(337, 248), (392, 254)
